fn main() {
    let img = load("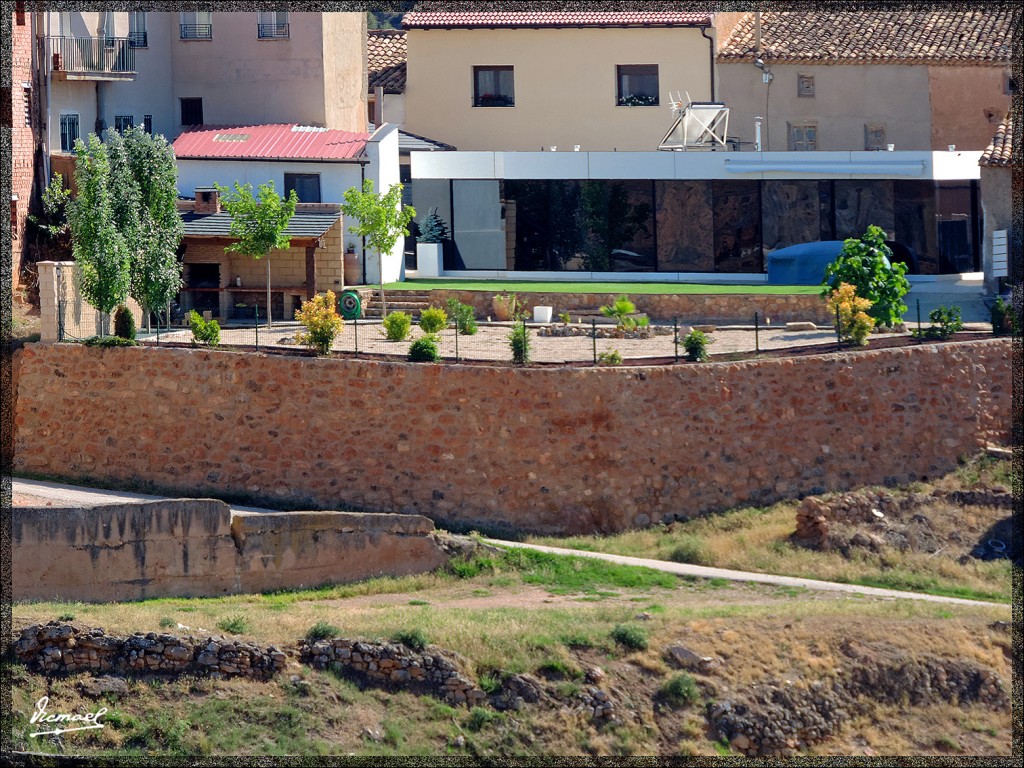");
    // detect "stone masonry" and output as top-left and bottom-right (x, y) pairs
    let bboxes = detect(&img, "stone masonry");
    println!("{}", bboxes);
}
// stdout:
(12, 338), (1011, 535)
